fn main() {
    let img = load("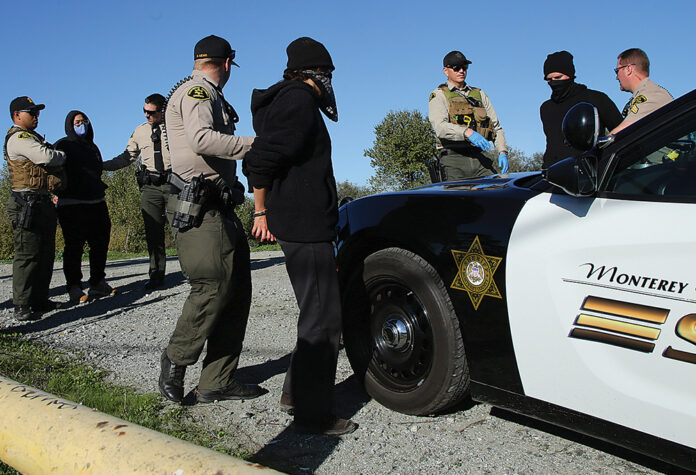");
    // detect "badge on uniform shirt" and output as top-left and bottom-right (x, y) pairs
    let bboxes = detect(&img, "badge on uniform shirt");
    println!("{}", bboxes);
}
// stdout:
(629, 95), (648, 115)
(187, 86), (210, 101)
